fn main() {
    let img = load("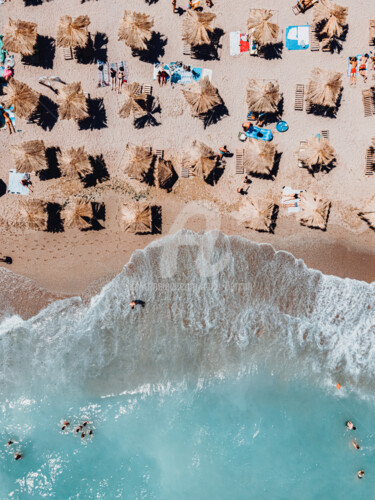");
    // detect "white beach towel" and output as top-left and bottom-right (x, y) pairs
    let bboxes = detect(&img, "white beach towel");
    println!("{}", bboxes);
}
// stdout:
(282, 186), (304, 214)
(230, 32), (241, 56)
(8, 170), (29, 195)
(201, 68), (212, 82)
